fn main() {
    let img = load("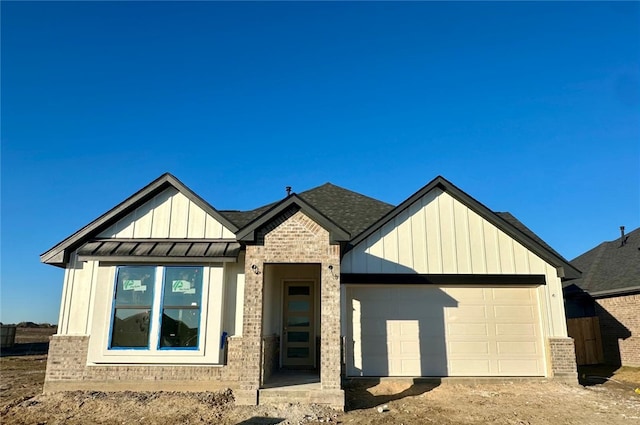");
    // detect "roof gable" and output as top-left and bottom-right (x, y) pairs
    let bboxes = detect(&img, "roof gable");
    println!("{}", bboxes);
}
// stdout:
(40, 173), (238, 267)
(235, 194), (351, 243)
(346, 176), (580, 280)
(220, 182), (394, 236)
